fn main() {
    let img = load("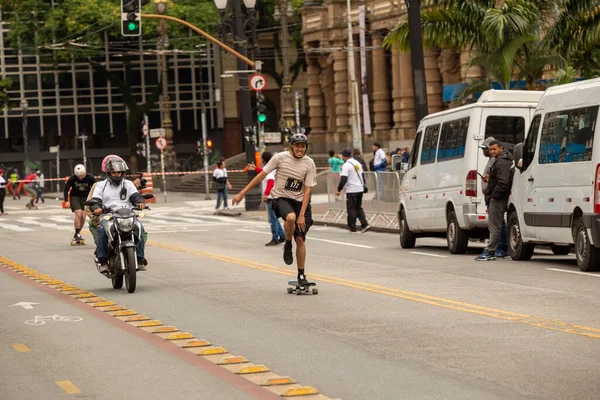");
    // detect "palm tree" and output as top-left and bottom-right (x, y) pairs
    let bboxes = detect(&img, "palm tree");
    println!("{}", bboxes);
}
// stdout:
(384, 0), (599, 94)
